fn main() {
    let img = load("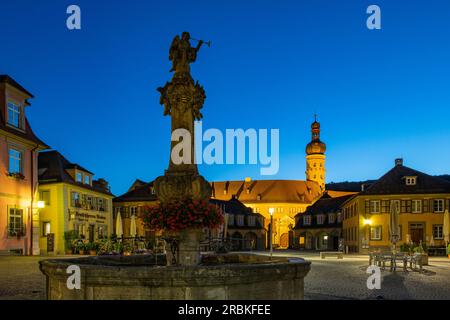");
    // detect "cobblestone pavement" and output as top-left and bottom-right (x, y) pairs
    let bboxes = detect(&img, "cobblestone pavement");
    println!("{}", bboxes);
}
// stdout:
(253, 251), (450, 300)
(0, 252), (449, 300)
